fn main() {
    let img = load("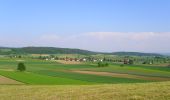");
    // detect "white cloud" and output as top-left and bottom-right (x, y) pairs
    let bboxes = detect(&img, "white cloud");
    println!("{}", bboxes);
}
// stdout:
(0, 32), (170, 52)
